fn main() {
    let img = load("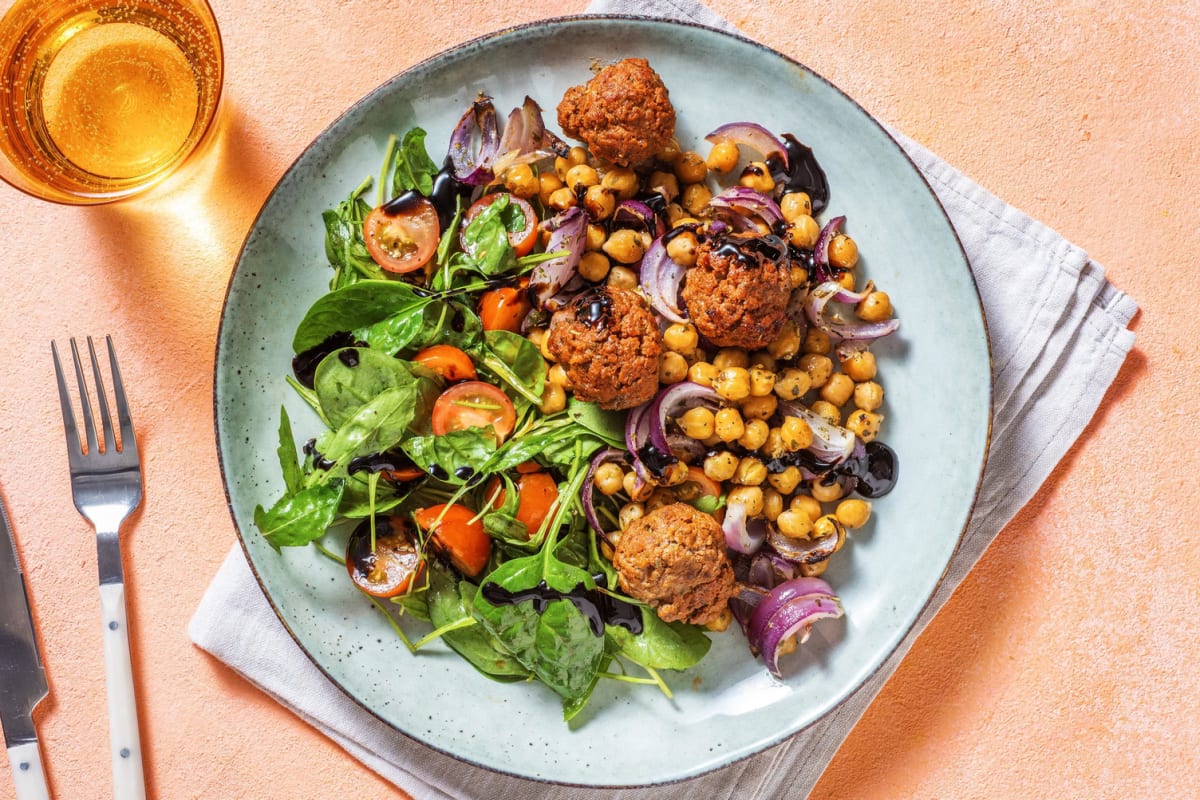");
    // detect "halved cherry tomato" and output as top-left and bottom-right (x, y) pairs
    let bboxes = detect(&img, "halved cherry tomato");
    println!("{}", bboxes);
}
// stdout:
(413, 345), (476, 382)
(478, 279), (533, 333)
(363, 195), (440, 273)
(345, 516), (425, 598)
(463, 193), (539, 257)
(488, 471), (560, 539)
(431, 381), (517, 443)
(414, 504), (491, 578)
(677, 466), (722, 504)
